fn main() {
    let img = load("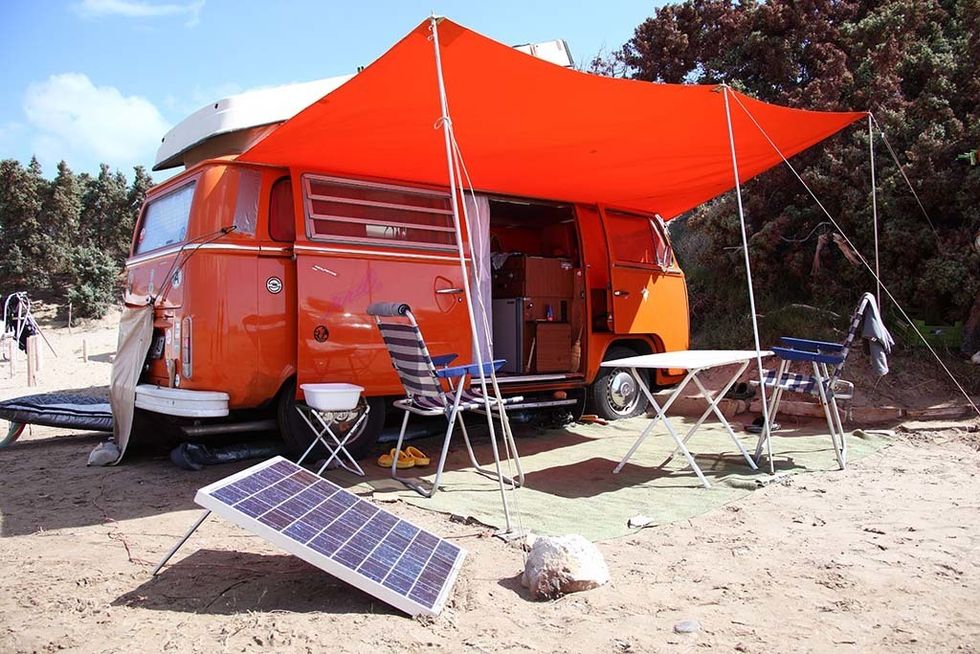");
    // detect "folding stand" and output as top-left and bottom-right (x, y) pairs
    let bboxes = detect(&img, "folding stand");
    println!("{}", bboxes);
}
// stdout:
(294, 404), (370, 477)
